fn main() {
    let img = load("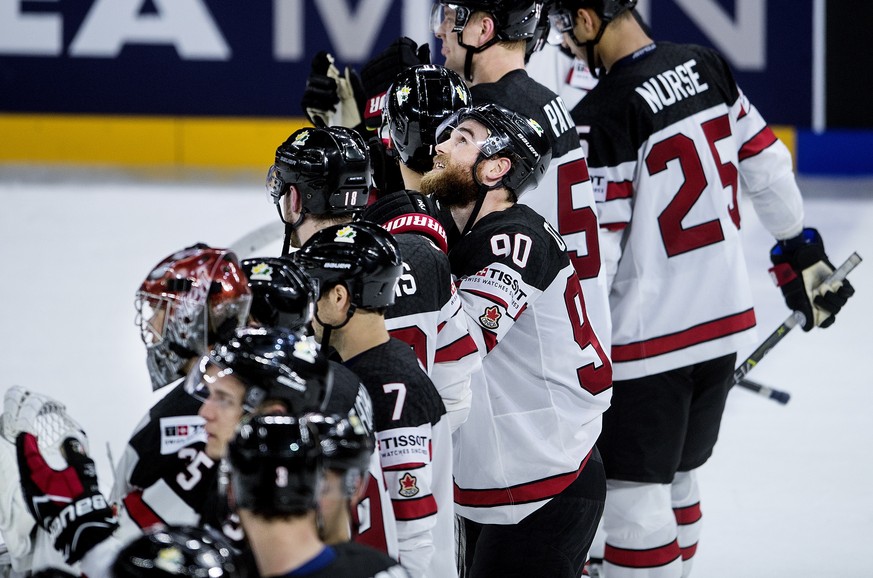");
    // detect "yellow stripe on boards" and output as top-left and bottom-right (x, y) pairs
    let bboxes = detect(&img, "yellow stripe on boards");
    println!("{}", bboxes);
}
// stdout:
(0, 114), (311, 169)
